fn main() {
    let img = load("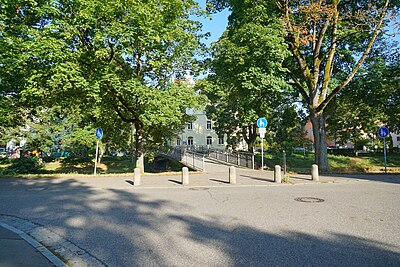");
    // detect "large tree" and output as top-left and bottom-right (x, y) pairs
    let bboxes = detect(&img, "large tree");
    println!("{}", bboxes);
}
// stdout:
(1, 0), (206, 170)
(326, 45), (400, 146)
(201, 0), (290, 151)
(208, 0), (398, 171)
